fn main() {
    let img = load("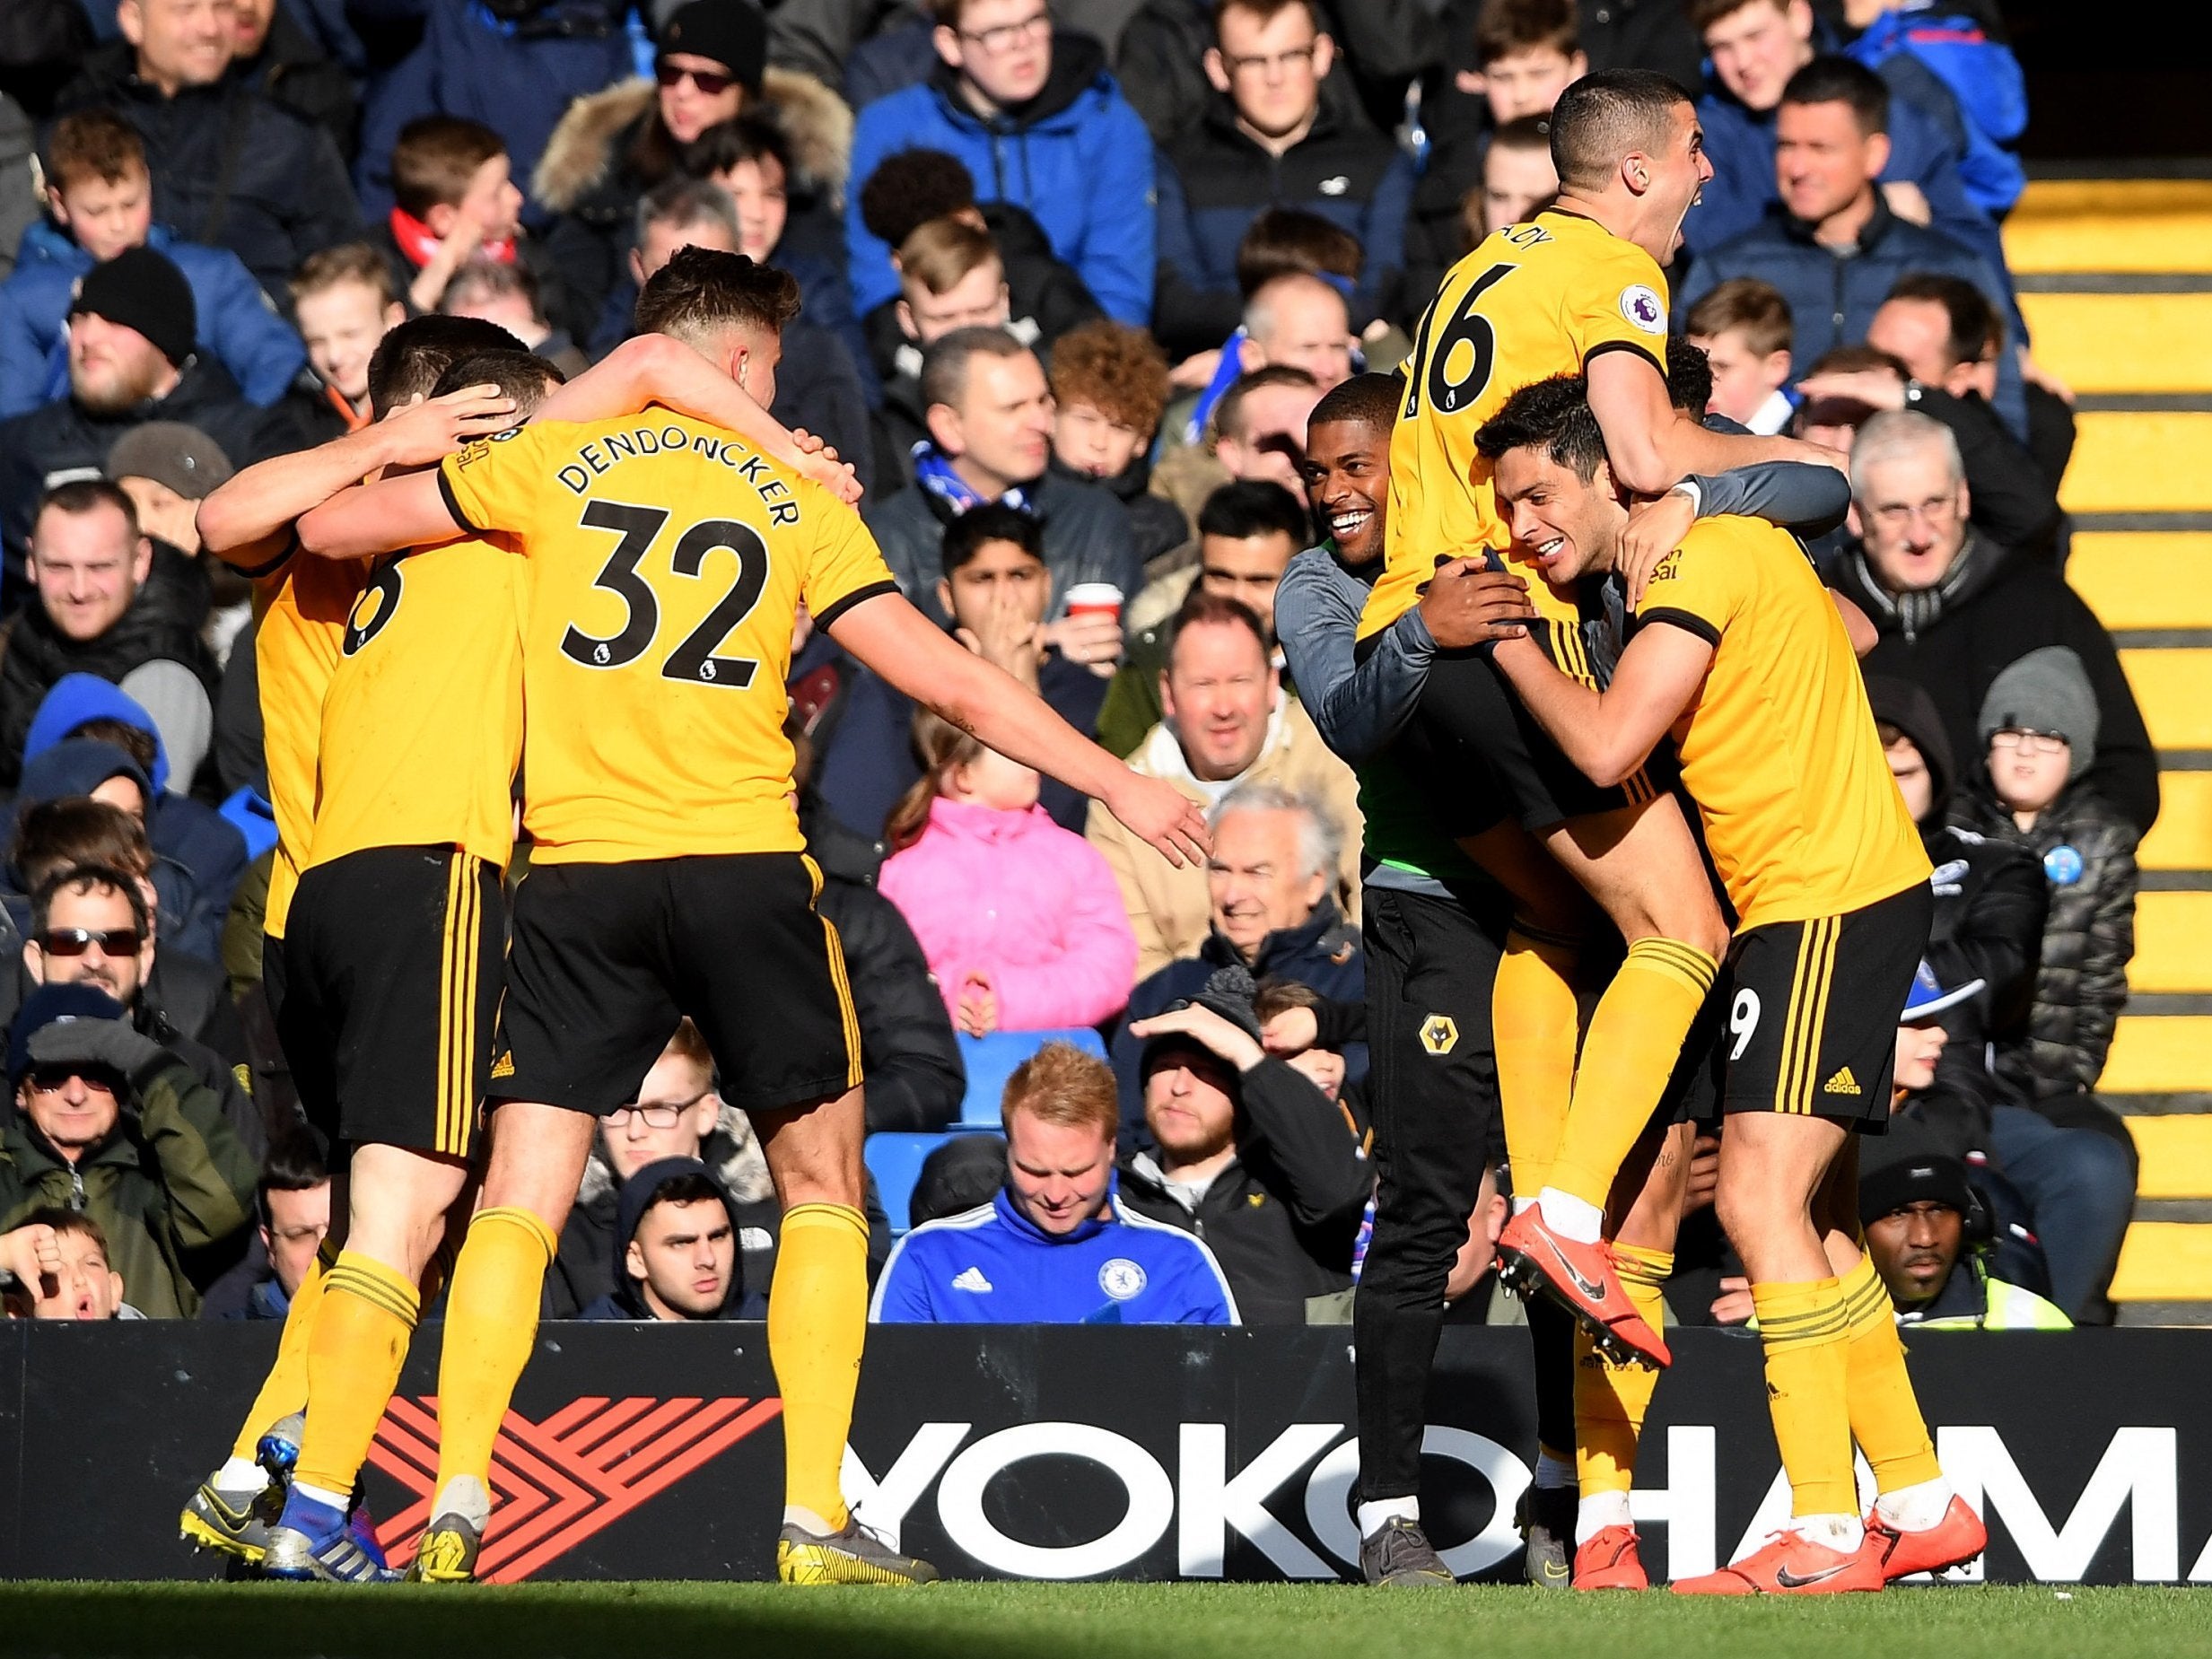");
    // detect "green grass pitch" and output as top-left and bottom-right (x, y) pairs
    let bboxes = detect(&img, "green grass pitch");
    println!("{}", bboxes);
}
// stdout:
(2, 1583), (2207, 1659)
